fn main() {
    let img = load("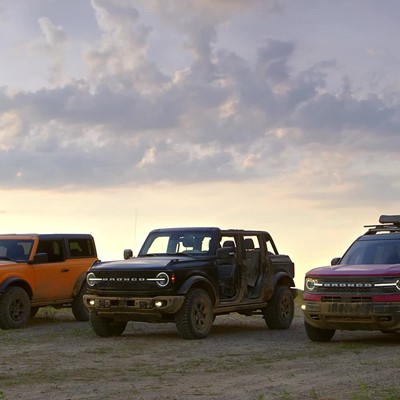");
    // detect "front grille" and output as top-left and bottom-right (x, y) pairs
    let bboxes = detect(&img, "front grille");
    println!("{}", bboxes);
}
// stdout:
(314, 277), (400, 295)
(320, 286), (372, 294)
(92, 270), (166, 291)
(322, 296), (372, 303)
